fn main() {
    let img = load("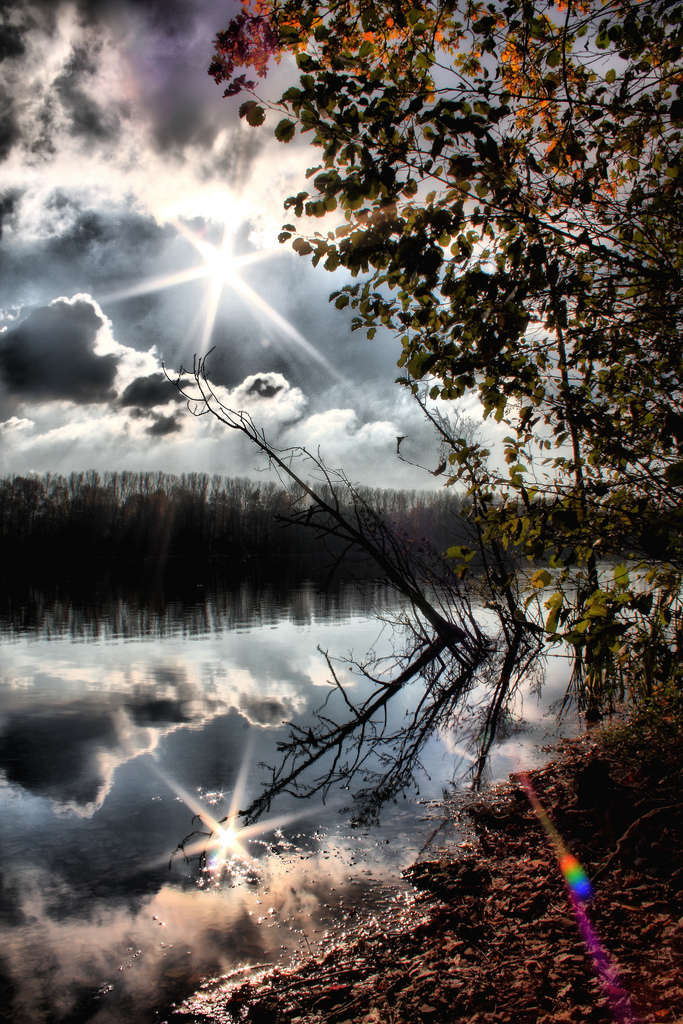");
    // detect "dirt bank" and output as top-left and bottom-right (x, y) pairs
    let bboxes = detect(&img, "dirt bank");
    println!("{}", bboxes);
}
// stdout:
(170, 724), (683, 1024)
